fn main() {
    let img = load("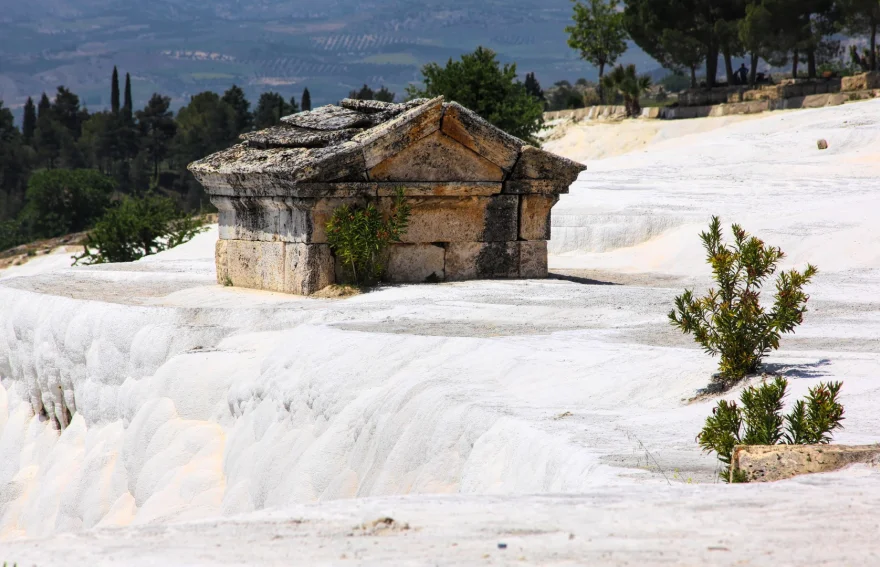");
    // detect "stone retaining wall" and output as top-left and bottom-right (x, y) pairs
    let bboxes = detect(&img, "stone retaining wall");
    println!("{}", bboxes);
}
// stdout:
(732, 444), (880, 482)
(544, 85), (880, 123)
(543, 105), (628, 122)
